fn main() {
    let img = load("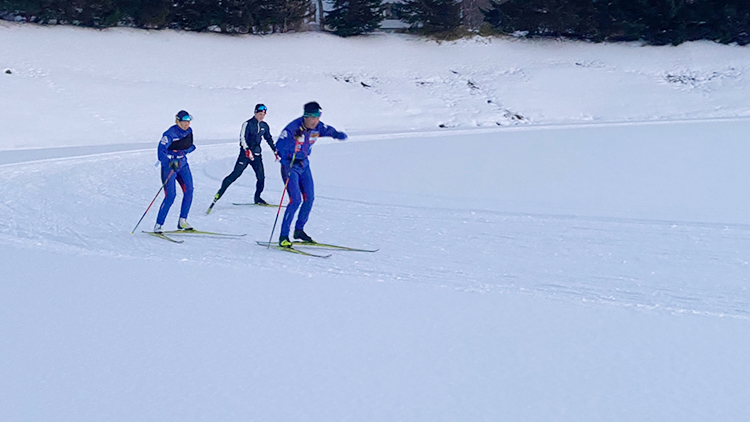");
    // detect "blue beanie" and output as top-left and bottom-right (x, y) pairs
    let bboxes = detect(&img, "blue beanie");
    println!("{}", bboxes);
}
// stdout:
(175, 110), (192, 121)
